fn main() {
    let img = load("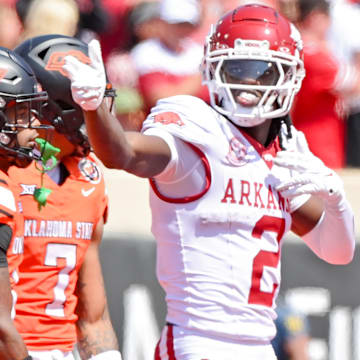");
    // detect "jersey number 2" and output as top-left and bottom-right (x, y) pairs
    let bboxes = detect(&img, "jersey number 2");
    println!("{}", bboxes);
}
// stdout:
(248, 216), (285, 307)
(45, 243), (77, 317)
